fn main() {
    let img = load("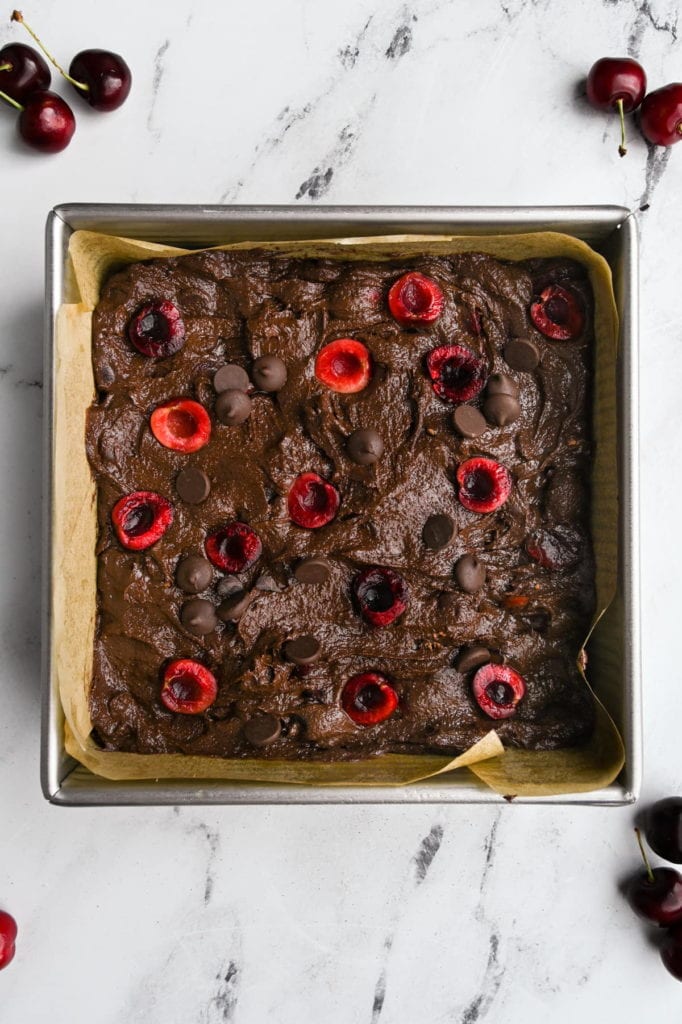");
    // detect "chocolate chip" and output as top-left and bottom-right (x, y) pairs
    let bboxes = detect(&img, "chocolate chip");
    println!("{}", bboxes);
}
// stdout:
(175, 467), (211, 504)
(214, 363), (250, 394)
(216, 575), (243, 598)
(255, 573), (281, 592)
(243, 713), (281, 747)
(294, 557), (331, 584)
(486, 372), (519, 397)
(483, 393), (521, 427)
(437, 591), (459, 612)
(346, 428), (384, 466)
(452, 405), (487, 438)
(217, 590), (251, 622)
(176, 554), (213, 594)
(284, 635), (322, 666)
(180, 598), (218, 636)
(454, 553), (487, 593)
(216, 388), (252, 426)
(503, 338), (540, 371)
(422, 513), (455, 550)
(252, 354), (287, 392)
(455, 645), (492, 672)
